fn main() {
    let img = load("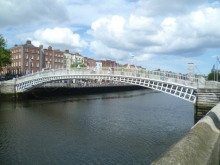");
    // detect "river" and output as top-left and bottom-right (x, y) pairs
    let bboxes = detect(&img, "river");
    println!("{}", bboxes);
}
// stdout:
(0, 88), (194, 165)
